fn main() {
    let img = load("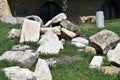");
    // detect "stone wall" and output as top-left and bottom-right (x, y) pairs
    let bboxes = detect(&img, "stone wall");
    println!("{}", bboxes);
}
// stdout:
(0, 0), (120, 24)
